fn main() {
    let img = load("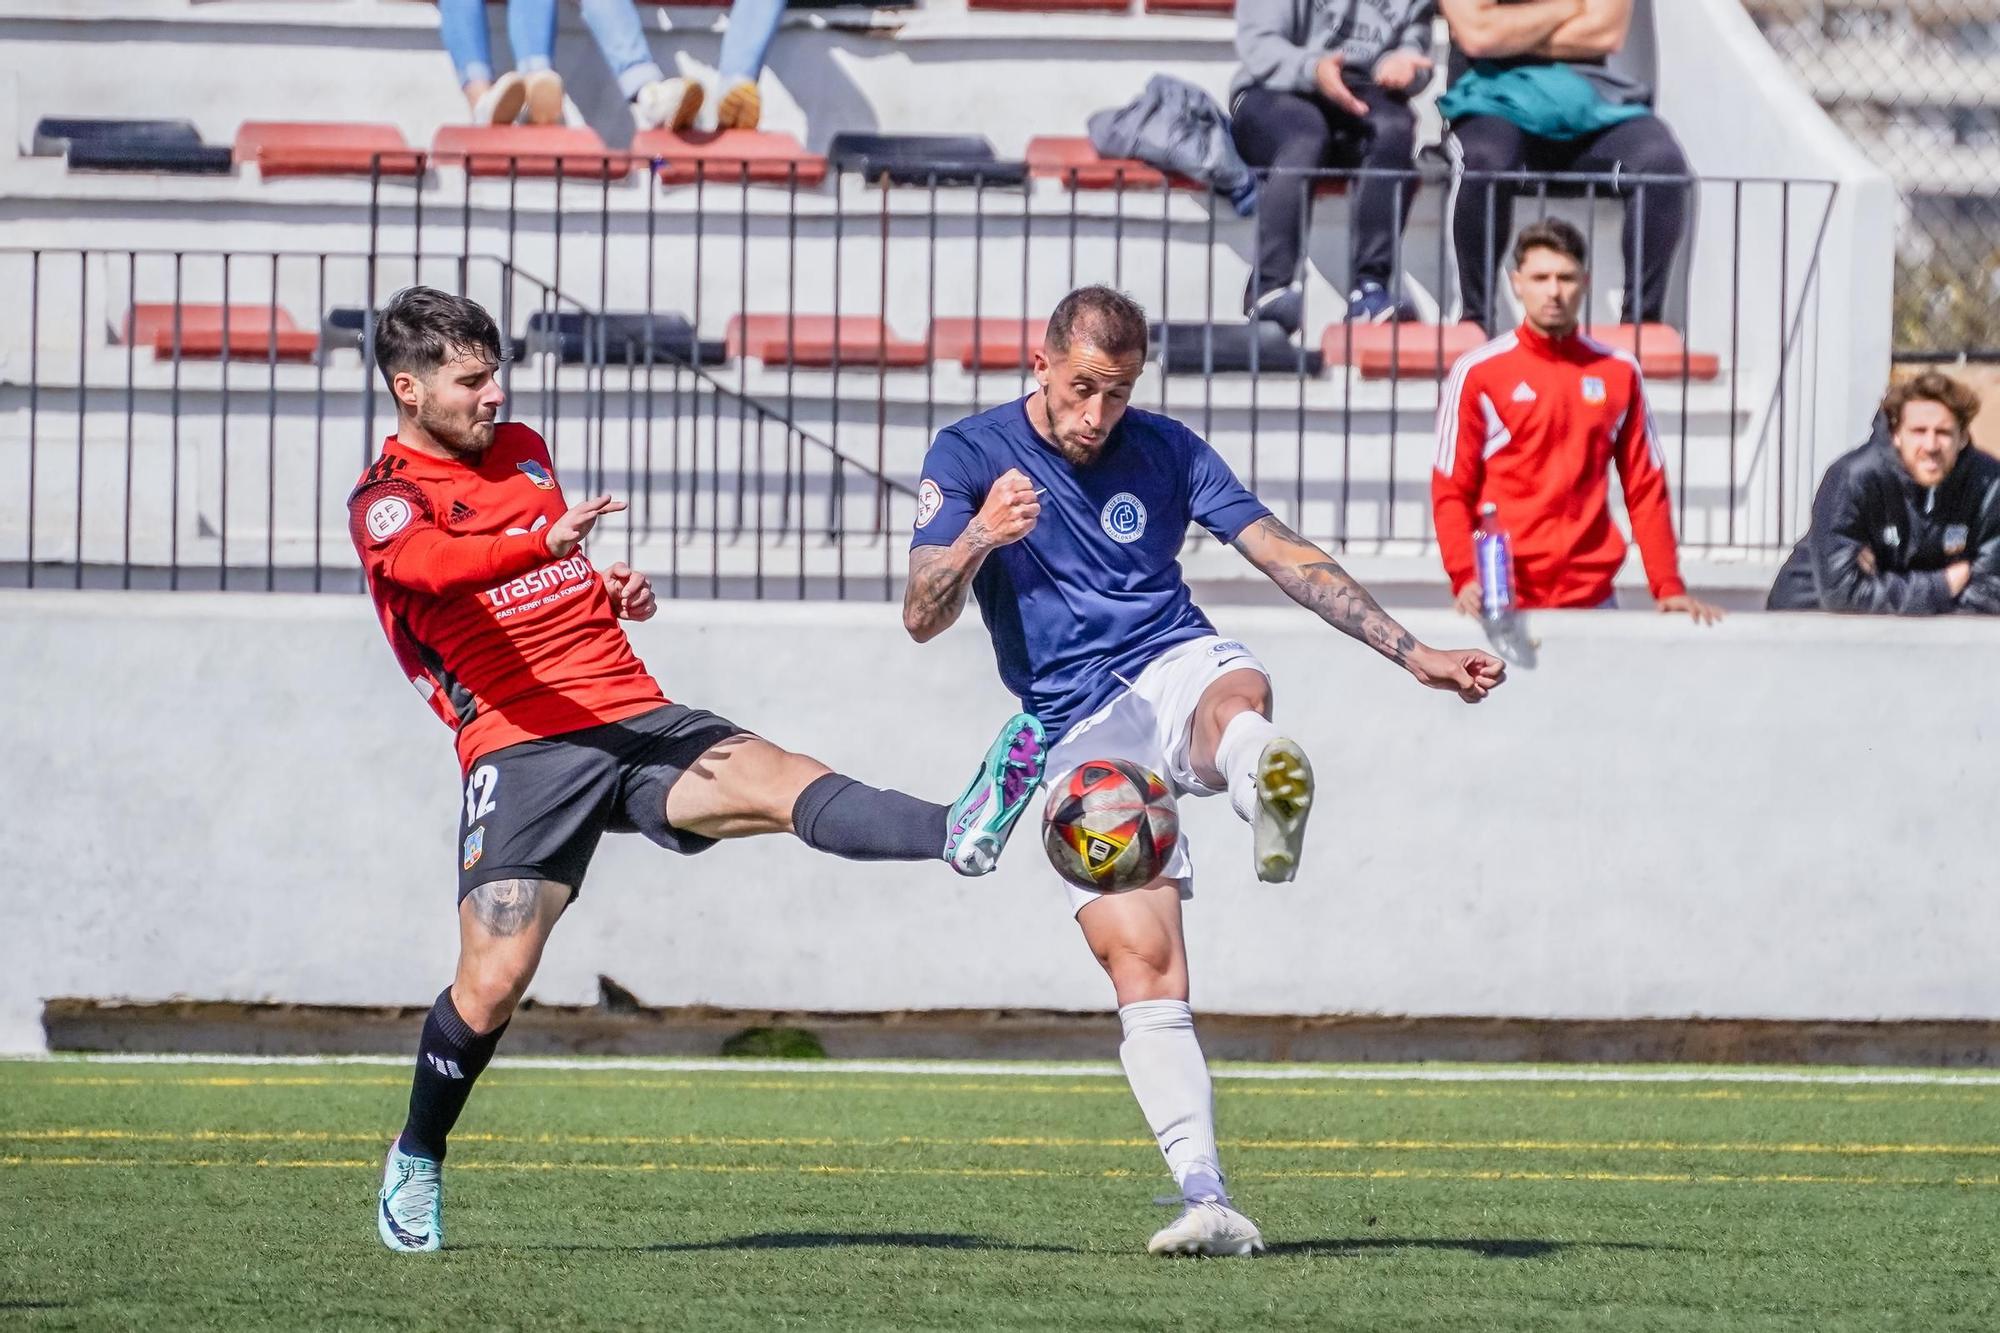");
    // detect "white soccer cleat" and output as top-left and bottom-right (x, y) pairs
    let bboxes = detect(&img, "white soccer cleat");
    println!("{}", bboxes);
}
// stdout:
(378, 1142), (443, 1253)
(1147, 1200), (1266, 1257)
(1252, 738), (1313, 884)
